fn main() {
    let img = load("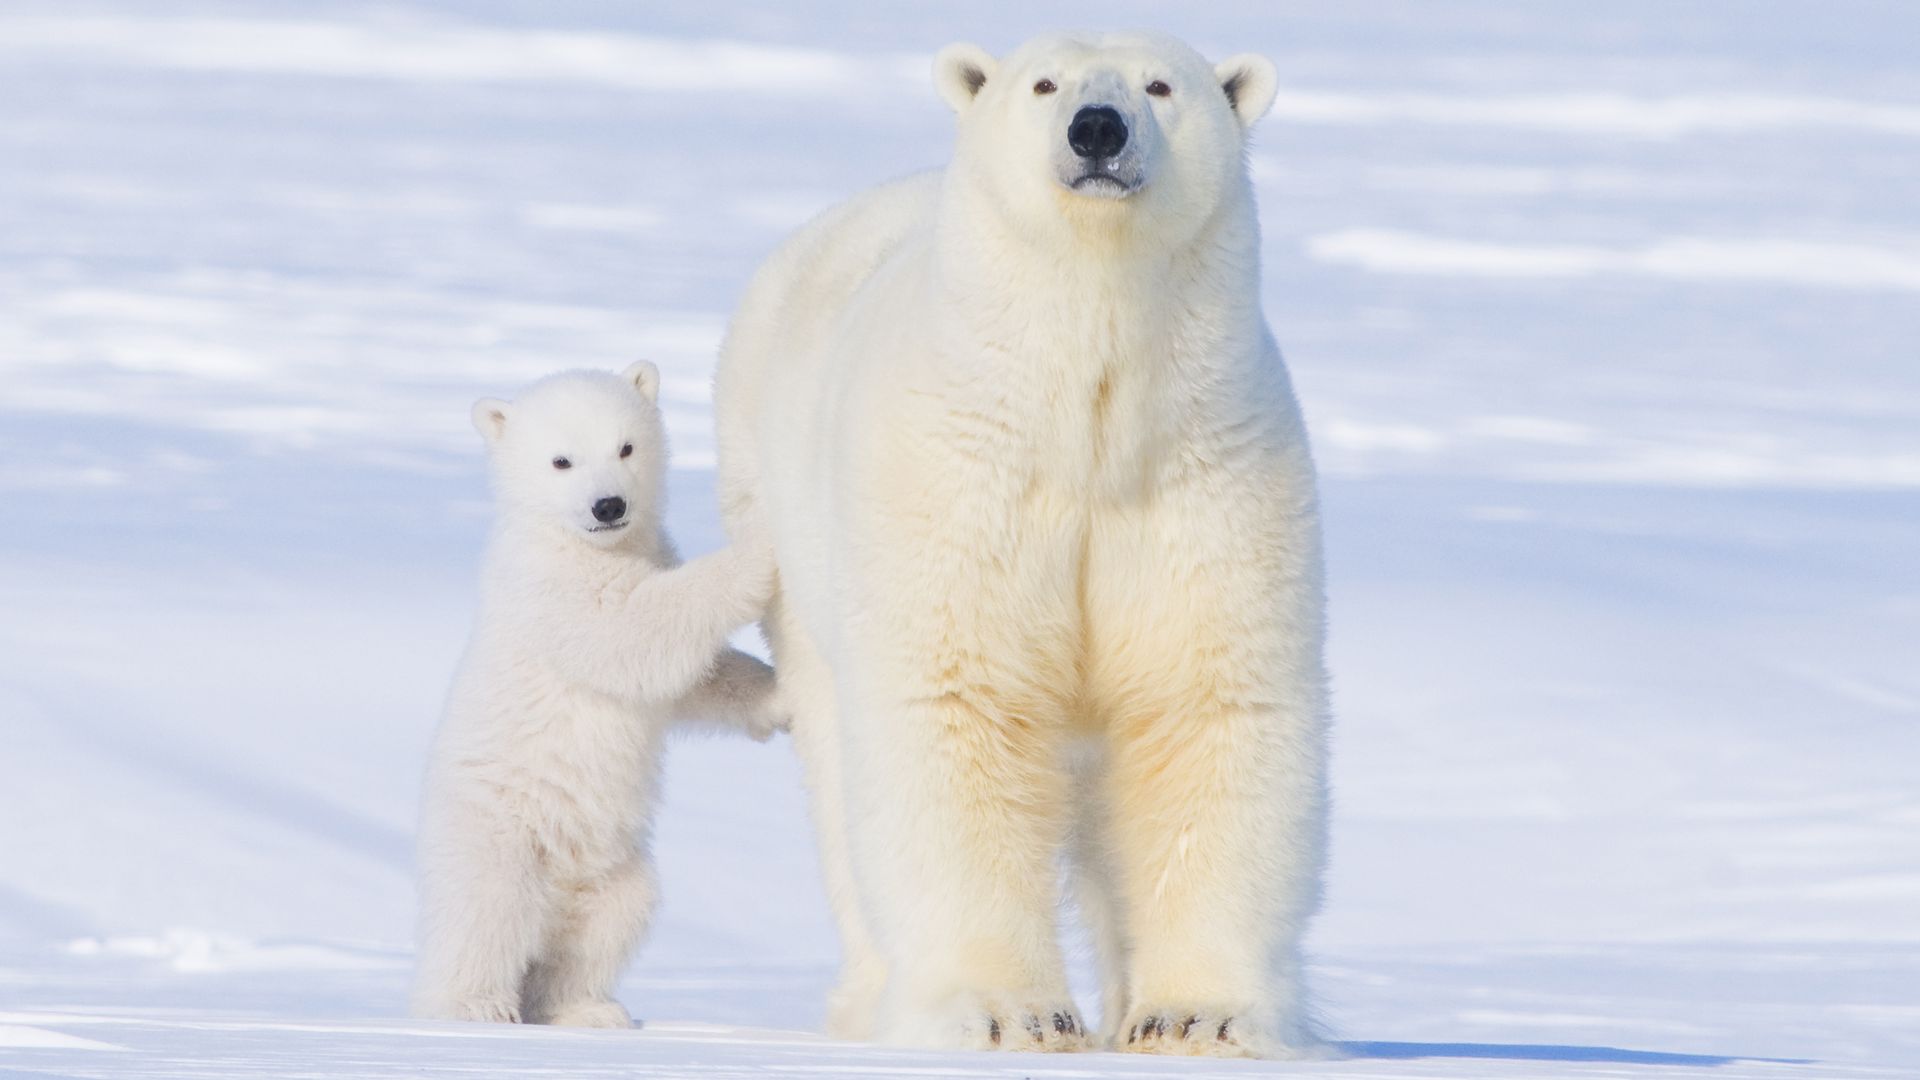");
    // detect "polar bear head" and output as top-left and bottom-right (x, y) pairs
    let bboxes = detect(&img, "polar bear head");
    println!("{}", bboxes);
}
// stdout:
(932, 32), (1277, 246)
(471, 363), (667, 547)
